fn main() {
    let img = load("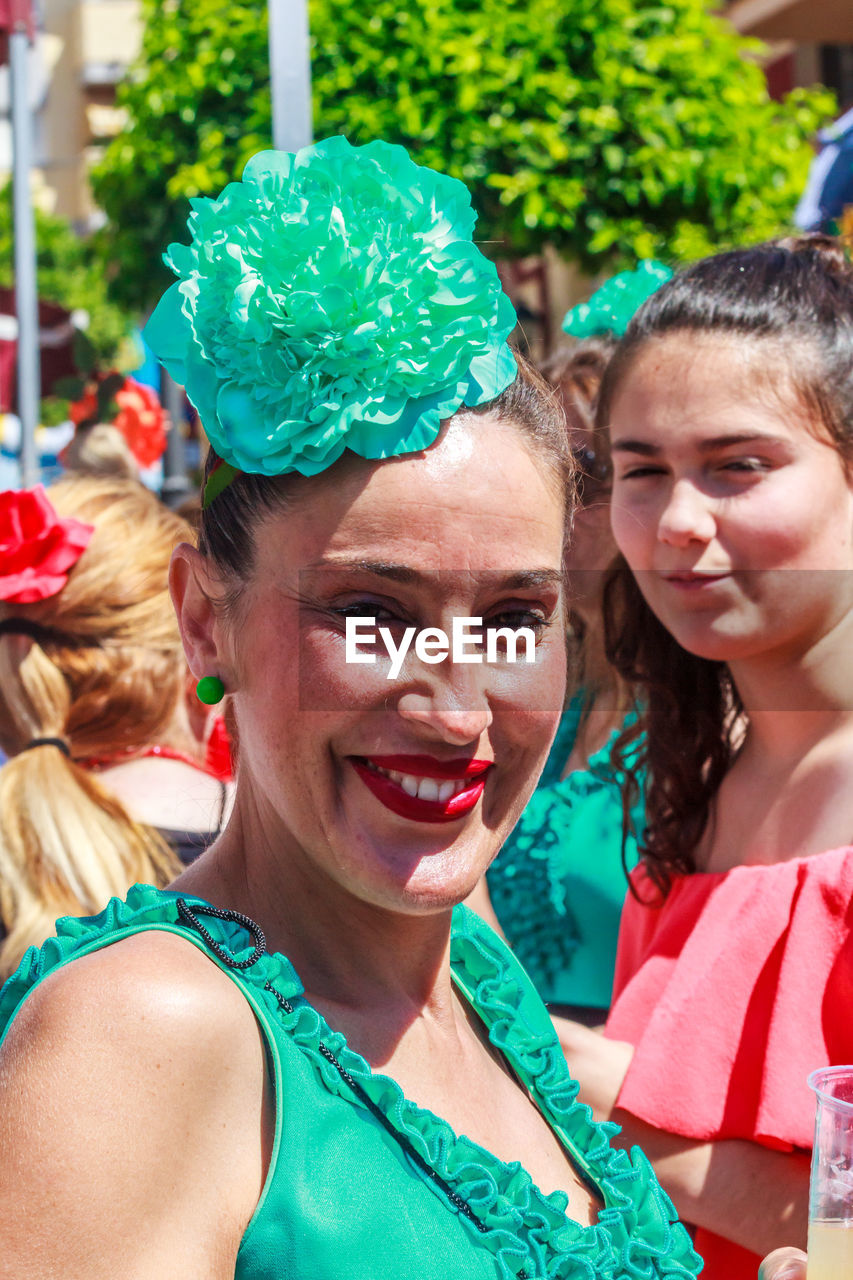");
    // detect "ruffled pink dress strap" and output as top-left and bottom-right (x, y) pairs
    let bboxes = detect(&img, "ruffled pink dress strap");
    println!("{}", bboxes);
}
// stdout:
(605, 847), (853, 1279)
(606, 845), (853, 1149)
